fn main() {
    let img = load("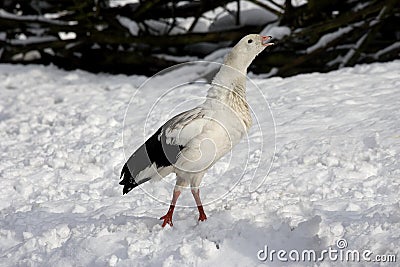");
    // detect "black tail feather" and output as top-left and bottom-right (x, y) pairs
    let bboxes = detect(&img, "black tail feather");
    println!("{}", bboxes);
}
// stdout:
(119, 126), (180, 195)
(119, 163), (151, 195)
